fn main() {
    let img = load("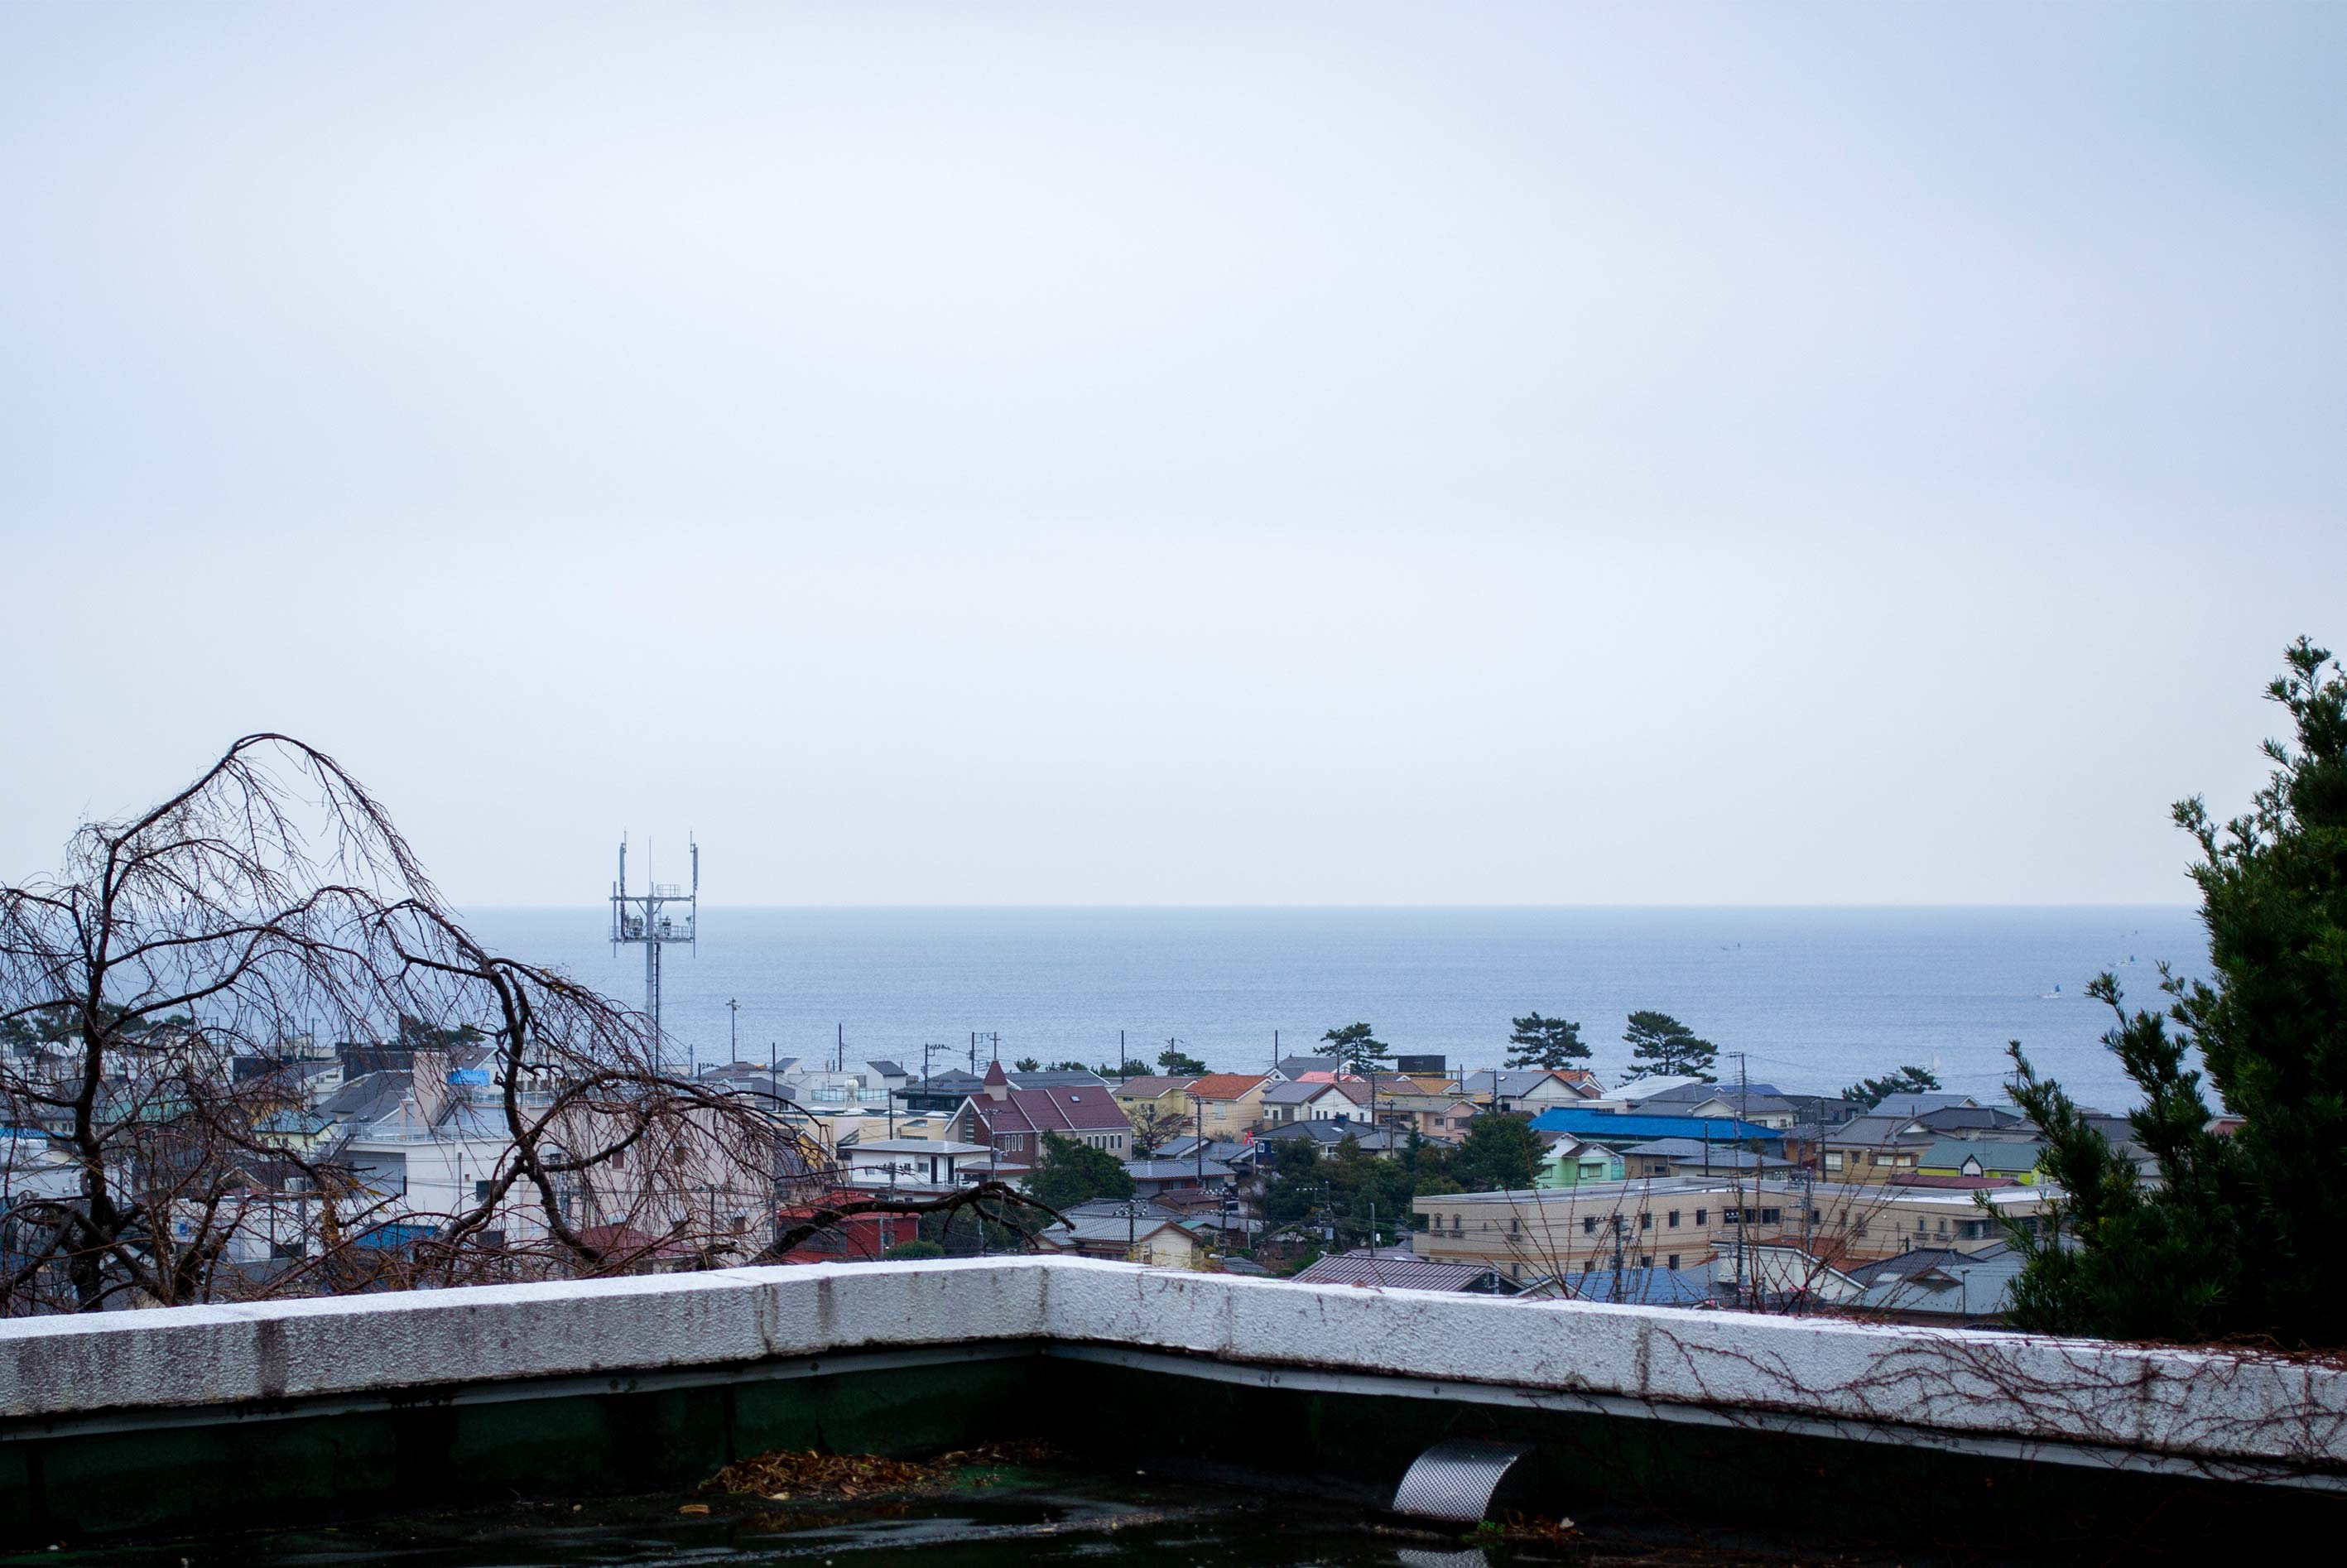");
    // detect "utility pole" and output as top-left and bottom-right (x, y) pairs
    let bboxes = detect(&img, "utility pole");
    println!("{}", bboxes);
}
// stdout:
(1732, 1050), (1750, 1306)
(727, 998), (738, 1061)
